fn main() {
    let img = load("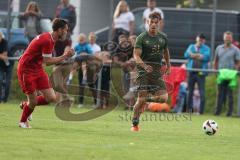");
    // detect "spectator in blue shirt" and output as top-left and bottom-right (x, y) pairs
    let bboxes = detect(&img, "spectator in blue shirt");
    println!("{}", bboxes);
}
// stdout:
(68, 33), (95, 107)
(184, 33), (211, 114)
(74, 33), (93, 56)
